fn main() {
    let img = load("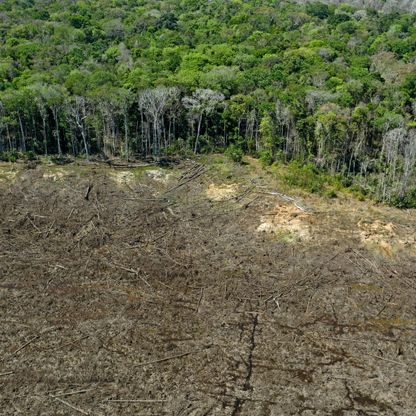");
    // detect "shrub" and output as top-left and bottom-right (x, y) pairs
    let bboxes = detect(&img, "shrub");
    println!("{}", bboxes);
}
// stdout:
(324, 188), (337, 198)
(23, 150), (38, 161)
(283, 161), (327, 193)
(224, 144), (243, 163)
(0, 150), (19, 162)
(390, 189), (416, 208)
(50, 155), (73, 165)
(258, 149), (273, 166)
